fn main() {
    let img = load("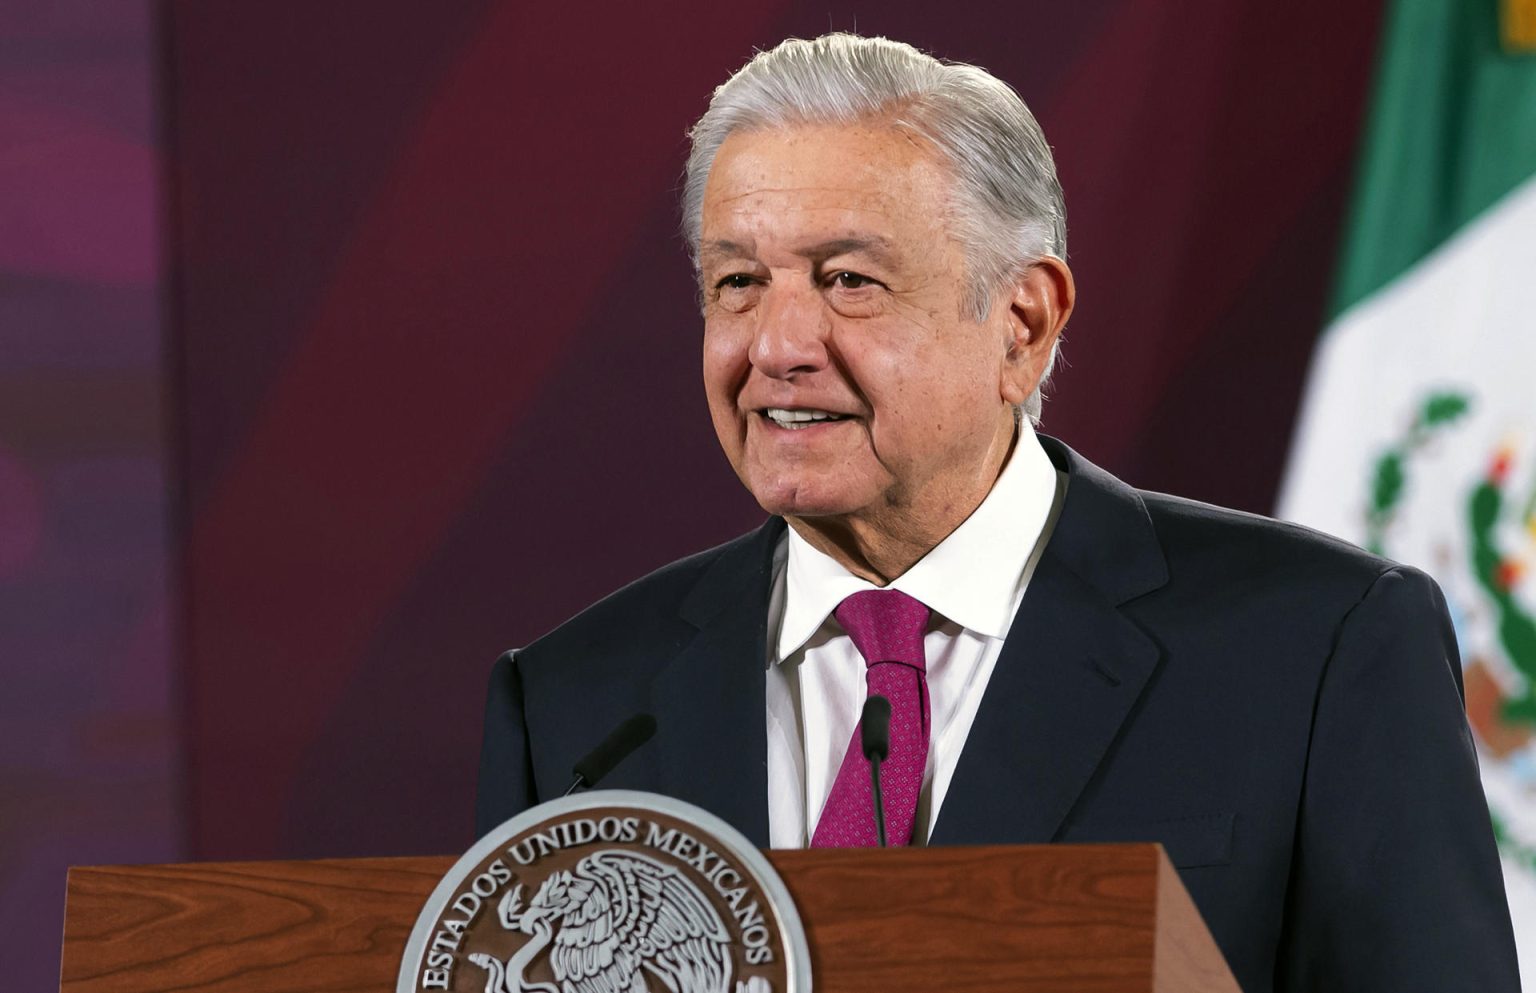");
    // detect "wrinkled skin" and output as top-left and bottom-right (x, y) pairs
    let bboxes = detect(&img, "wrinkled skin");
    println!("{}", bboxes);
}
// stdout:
(699, 123), (1073, 582)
